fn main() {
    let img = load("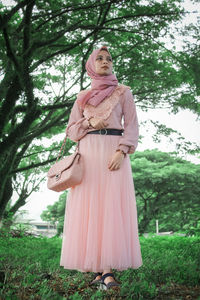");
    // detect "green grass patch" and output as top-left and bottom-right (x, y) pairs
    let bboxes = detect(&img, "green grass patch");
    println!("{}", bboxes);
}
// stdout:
(0, 234), (199, 299)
